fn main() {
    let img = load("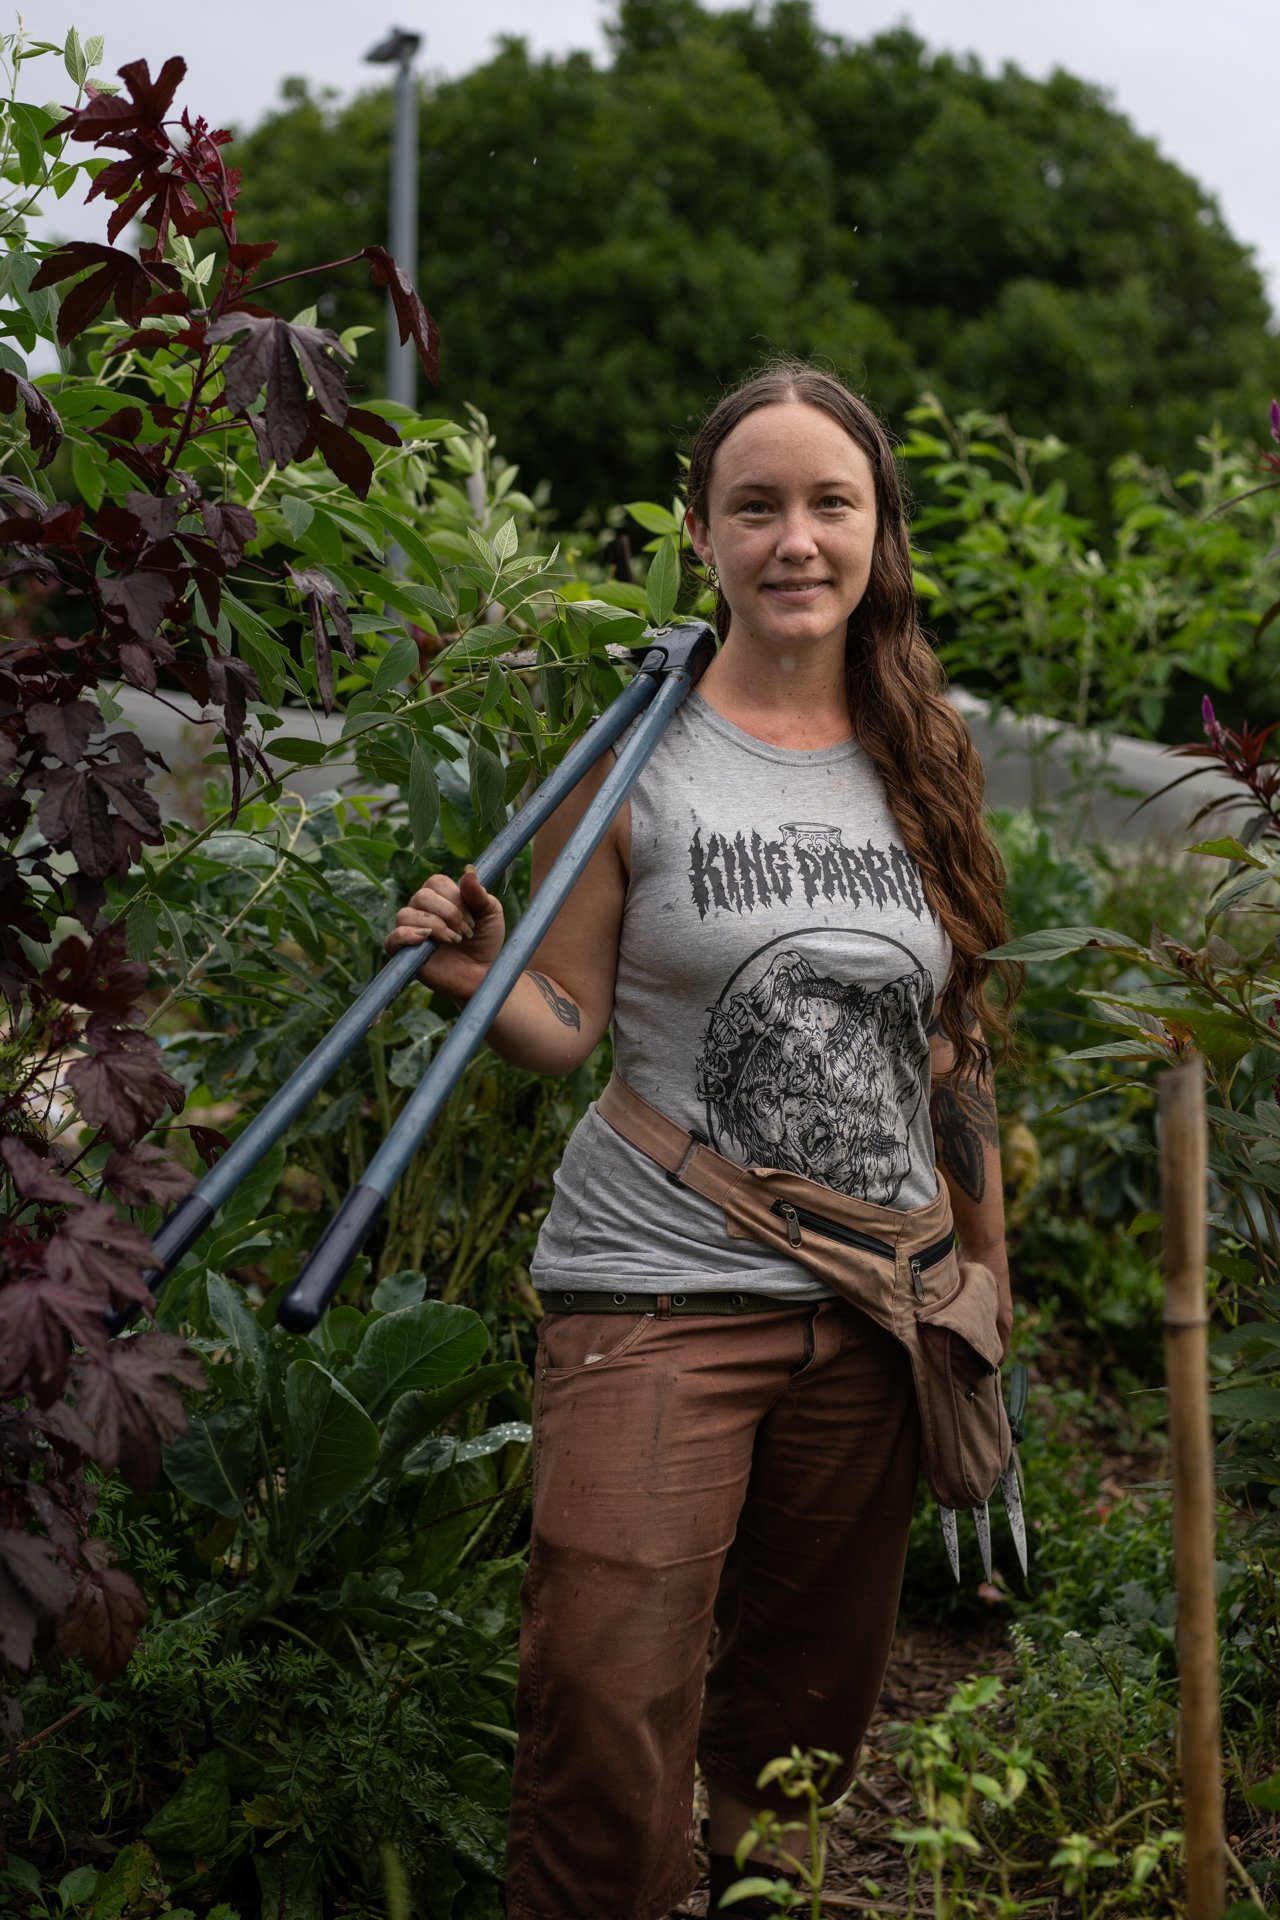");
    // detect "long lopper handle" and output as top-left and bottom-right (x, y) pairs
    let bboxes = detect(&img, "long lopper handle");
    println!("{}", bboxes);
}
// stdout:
(139, 628), (709, 1298)
(278, 636), (712, 1331)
